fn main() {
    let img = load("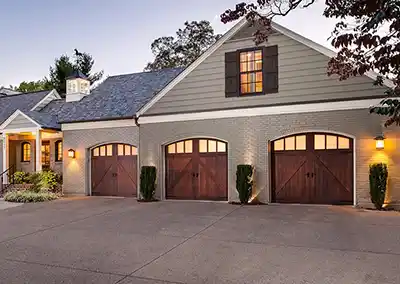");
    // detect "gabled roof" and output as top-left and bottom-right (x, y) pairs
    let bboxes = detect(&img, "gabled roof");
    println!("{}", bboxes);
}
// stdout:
(0, 109), (60, 131)
(136, 18), (394, 117)
(0, 87), (21, 96)
(42, 67), (183, 123)
(0, 90), (52, 125)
